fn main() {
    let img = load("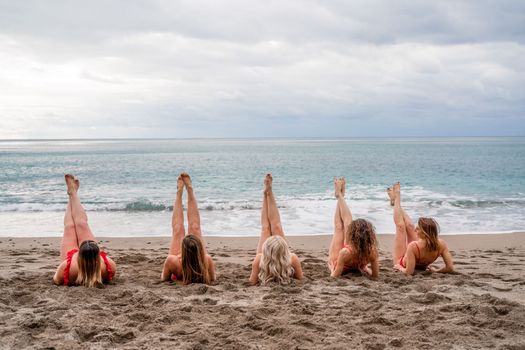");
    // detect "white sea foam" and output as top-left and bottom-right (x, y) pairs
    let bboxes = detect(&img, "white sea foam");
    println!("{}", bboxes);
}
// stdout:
(1, 185), (524, 237)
